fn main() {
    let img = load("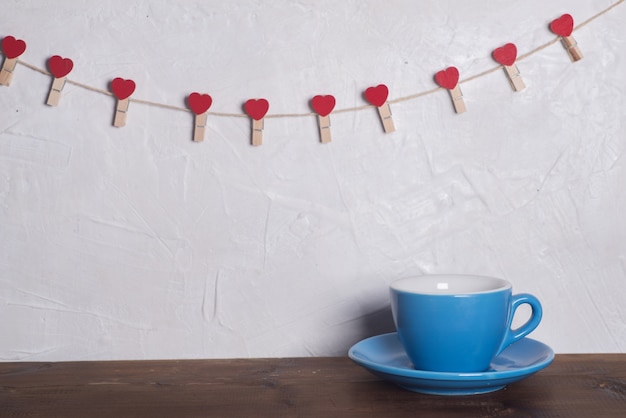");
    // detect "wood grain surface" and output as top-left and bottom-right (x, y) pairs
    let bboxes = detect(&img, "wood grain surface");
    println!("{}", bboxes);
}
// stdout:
(1, 354), (625, 417)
